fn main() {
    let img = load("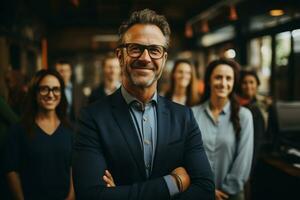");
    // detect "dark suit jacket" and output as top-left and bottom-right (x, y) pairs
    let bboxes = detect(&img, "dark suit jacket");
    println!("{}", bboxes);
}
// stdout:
(73, 89), (214, 200)
(69, 83), (87, 123)
(88, 84), (106, 104)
